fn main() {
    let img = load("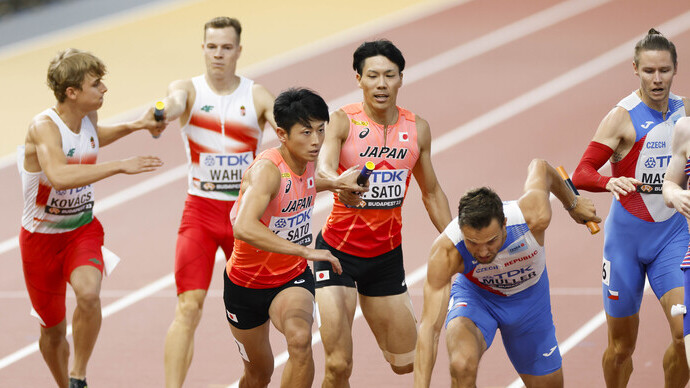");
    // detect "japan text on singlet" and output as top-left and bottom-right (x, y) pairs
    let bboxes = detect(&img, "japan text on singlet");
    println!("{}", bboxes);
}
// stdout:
(322, 103), (420, 257)
(19, 109), (98, 234)
(613, 91), (685, 222)
(181, 75), (262, 201)
(227, 148), (315, 288)
(445, 201), (546, 297)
